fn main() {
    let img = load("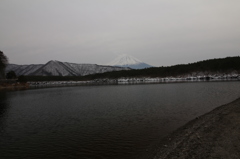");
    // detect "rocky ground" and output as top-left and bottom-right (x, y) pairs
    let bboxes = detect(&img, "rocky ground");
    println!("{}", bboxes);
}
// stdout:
(153, 97), (240, 159)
